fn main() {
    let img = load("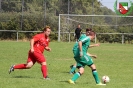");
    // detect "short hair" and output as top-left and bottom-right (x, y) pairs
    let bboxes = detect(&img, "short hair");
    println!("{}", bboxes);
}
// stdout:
(88, 31), (95, 36)
(86, 28), (92, 32)
(43, 26), (51, 32)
